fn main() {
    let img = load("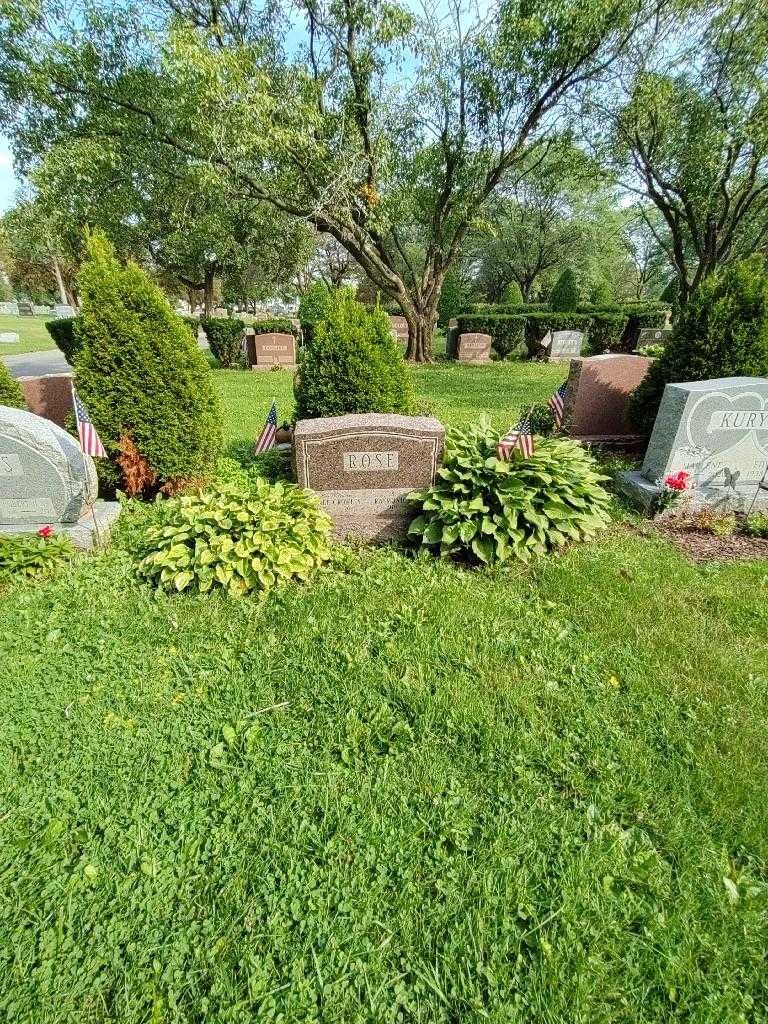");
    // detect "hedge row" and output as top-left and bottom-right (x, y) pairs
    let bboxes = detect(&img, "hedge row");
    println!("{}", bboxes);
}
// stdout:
(456, 302), (669, 358)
